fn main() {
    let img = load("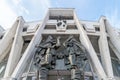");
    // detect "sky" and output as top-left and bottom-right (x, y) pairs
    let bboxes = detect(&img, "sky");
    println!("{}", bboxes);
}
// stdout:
(0, 0), (120, 29)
